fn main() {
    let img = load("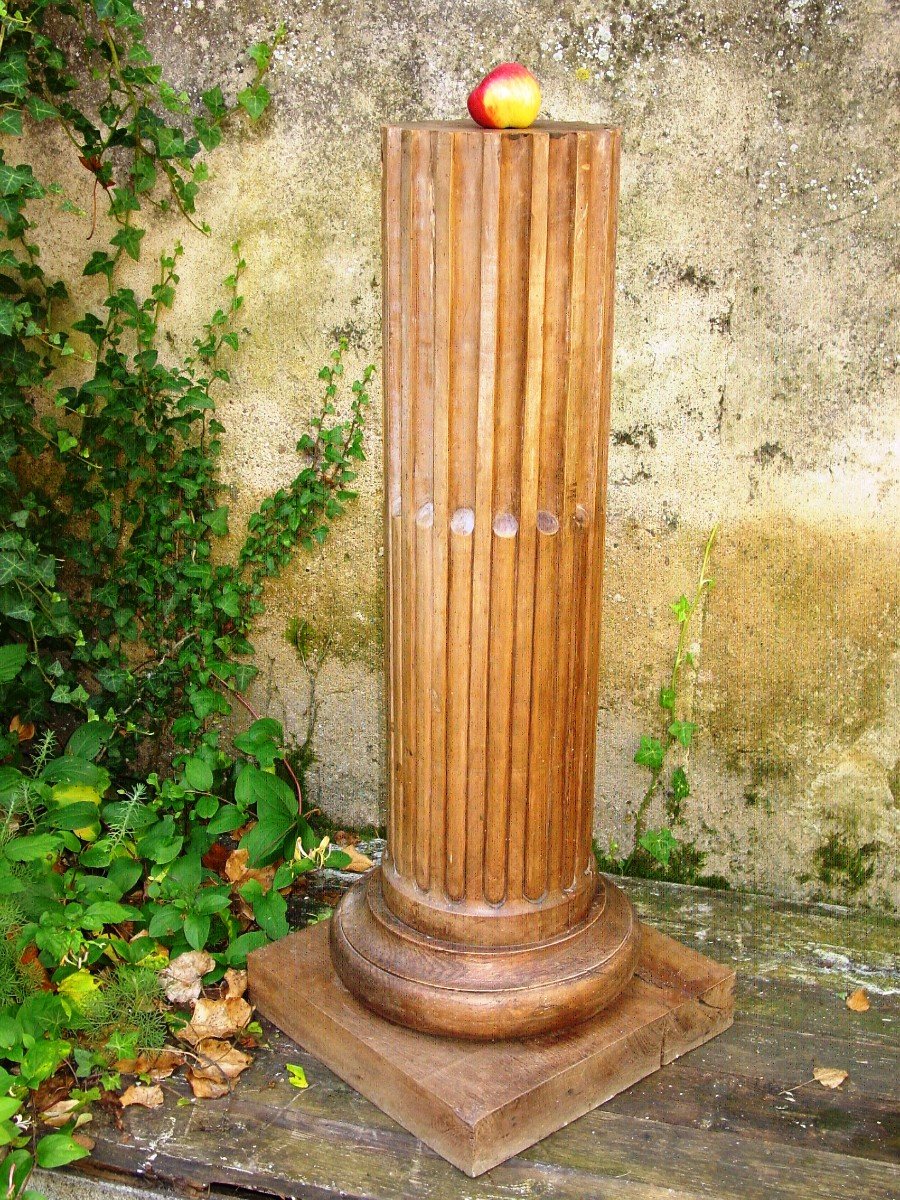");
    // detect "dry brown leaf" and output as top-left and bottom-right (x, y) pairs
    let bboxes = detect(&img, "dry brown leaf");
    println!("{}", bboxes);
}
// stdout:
(72, 1131), (95, 1152)
(224, 968), (247, 1000)
(225, 848), (276, 891)
(186, 1071), (230, 1099)
(120, 1084), (164, 1110)
(9, 715), (35, 743)
(813, 1067), (848, 1090)
(114, 1049), (185, 1080)
(846, 987), (870, 1013)
(40, 1099), (82, 1128)
(192, 1037), (252, 1084)
(338, 845), (375, 874)
(159, 949), (215, 1005)
(178, 996), (253, 1045)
